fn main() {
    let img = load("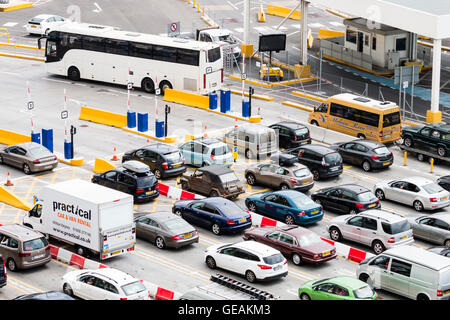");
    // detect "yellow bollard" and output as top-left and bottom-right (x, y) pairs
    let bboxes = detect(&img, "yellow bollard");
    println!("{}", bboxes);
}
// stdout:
(430, 158), (434, 173)
(193, 0), (196, 8)
(188, 0), (190, 4)
(197, 3), (200, 12)
(202, 6), (205, 17)
(404, 151), (407, 166)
